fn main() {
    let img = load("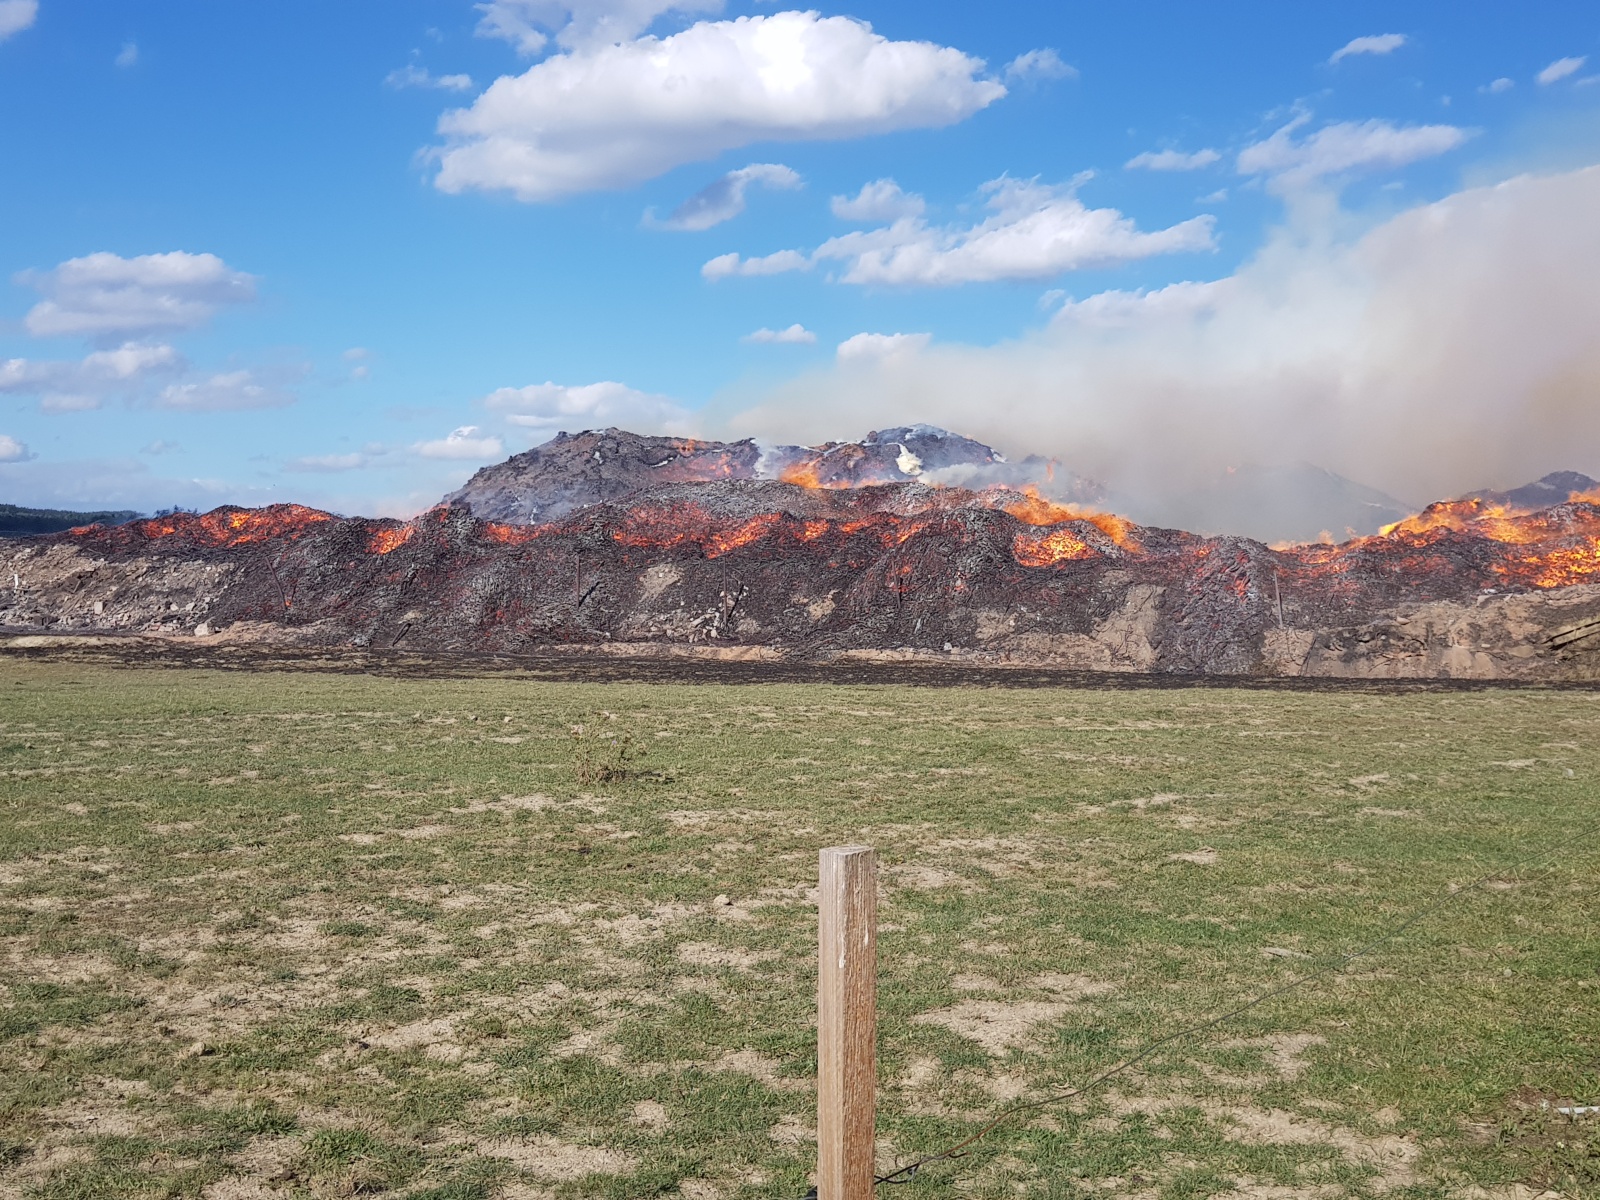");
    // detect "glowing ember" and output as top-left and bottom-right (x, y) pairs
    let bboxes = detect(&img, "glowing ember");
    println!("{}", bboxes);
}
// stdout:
(87, 504), (337, 549)
(703, 513), (784, 558)
(482, 521), (543, 545)
(1277, 494), (1600, 591)
(1499, 536), (1600, 589)
(368, 525), (416, 555)
(1012, 527), (1098, 566)
(1380, 497), (1544, 544)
